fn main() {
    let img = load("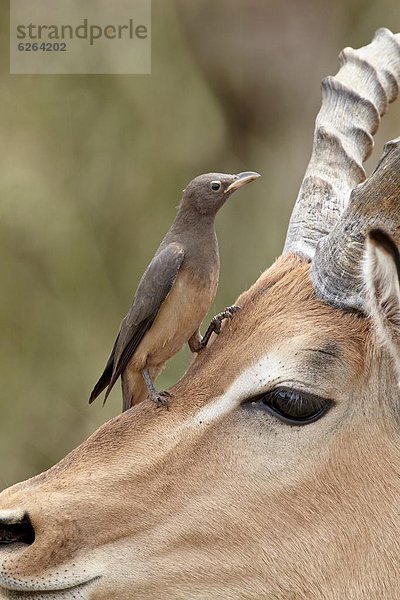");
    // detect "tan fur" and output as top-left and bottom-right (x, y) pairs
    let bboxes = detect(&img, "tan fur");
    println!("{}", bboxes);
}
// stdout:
(0, 255), (399, 600)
